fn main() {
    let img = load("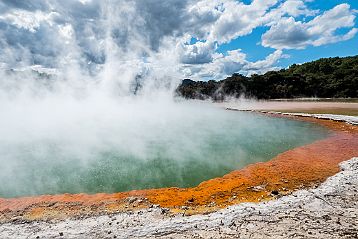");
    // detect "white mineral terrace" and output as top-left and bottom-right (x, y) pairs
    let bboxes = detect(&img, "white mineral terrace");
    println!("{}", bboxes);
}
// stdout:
(225, 107), (358, 125)
(260, 111), (358, 125)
